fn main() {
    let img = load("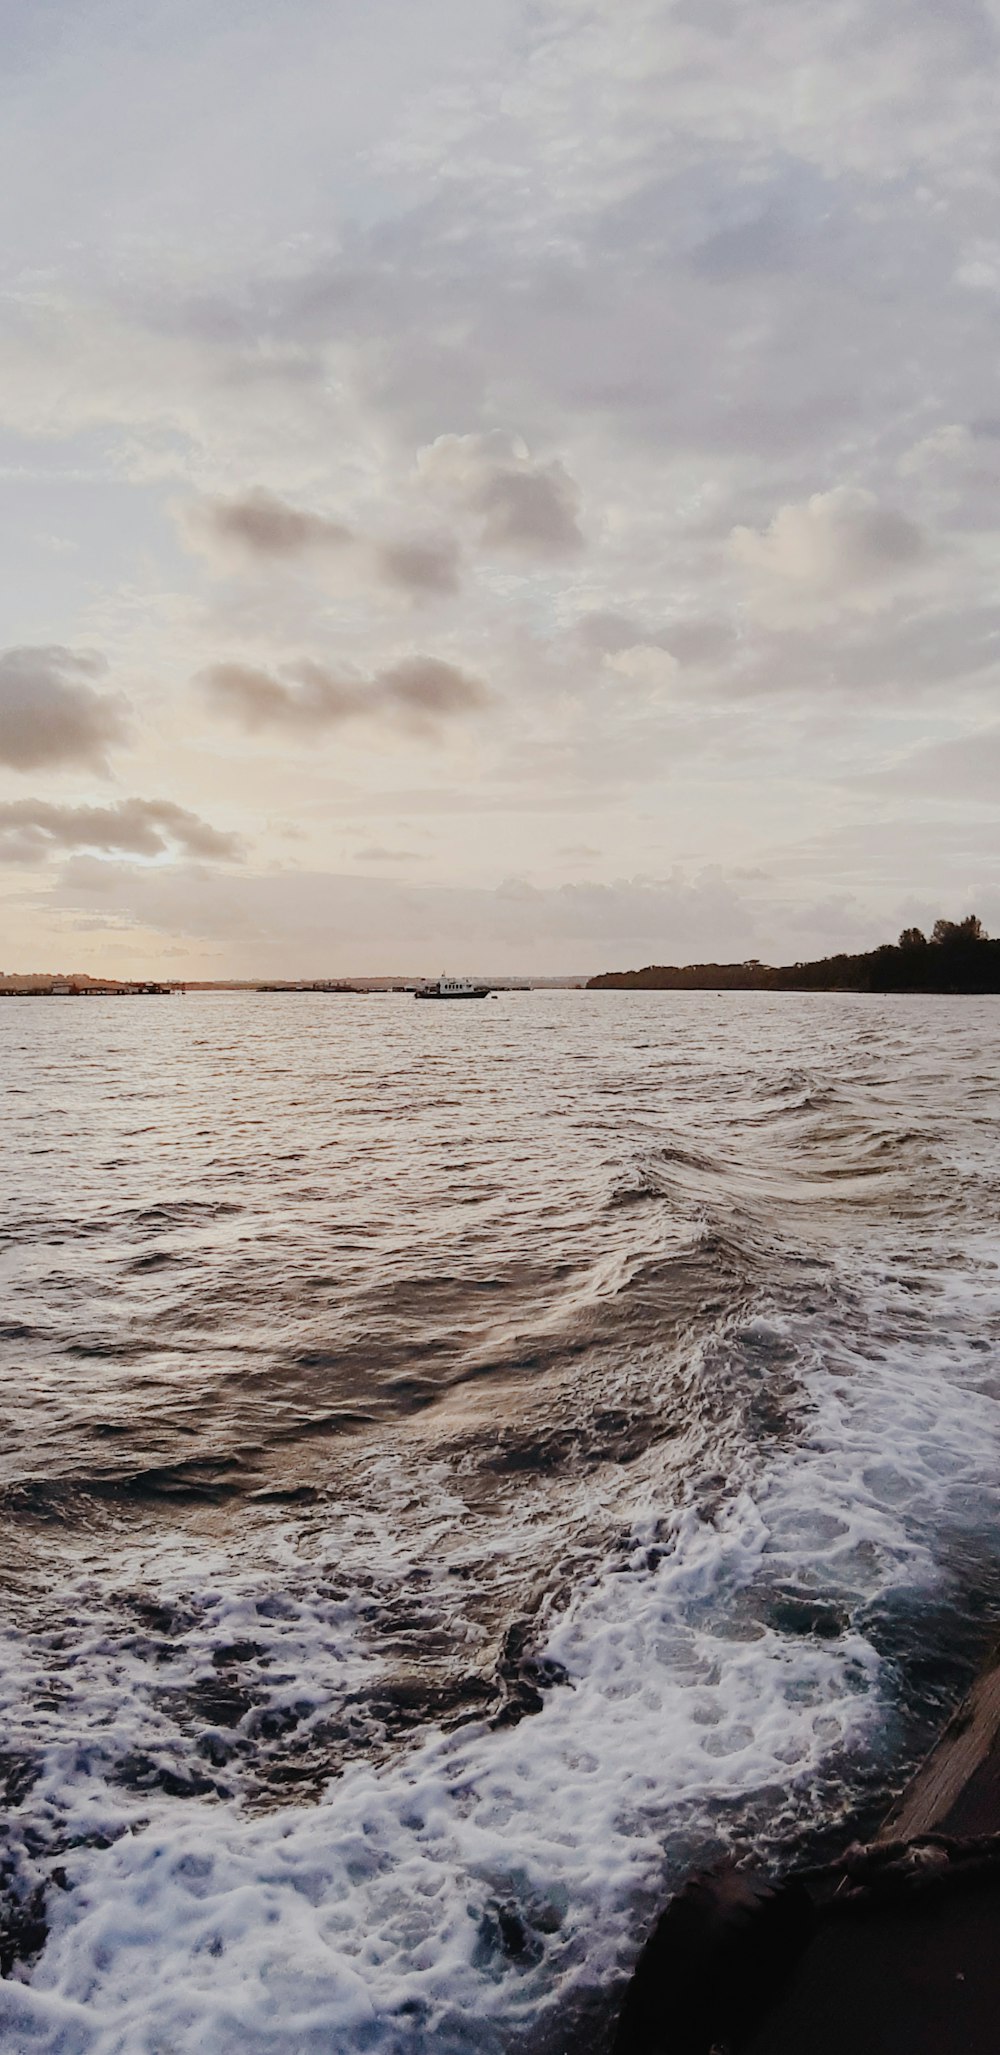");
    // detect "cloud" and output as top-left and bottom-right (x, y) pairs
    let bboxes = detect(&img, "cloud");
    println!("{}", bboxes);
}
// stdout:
(183, 489), (461, 597)
(575, 611), (648, 657)
(732, 488), (929, 625)
(898, 423), (978, 479)
(6, 0), (1000, 979)
(356, 845), (423, 862)
(604, 645), (679, 693)
(0, 646), (130, 773)
(199, 661), (359, 731)
(186, 487), (353, 561)
(380, 655), (488, 717)
(418, 432), (584, 557)
(48, 856), (761, 975)
(576, 612), (735, 672)
(880, 725), (1000, 803)
(198, 654), (490, 733)
(0, 798), (242, 866)
(373, 535), (461, 595)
